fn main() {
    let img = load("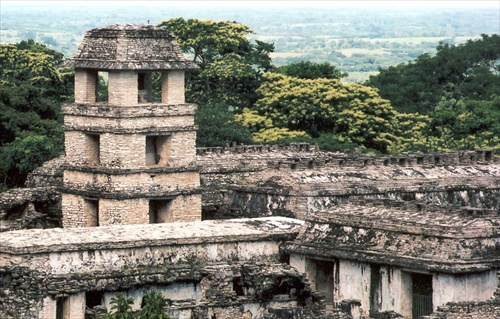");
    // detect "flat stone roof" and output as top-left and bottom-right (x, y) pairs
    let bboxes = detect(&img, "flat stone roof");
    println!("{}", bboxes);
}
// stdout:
(0, 217), (303, 255)
(312, 203), (500, 238)
(285, 204), (500, 273)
